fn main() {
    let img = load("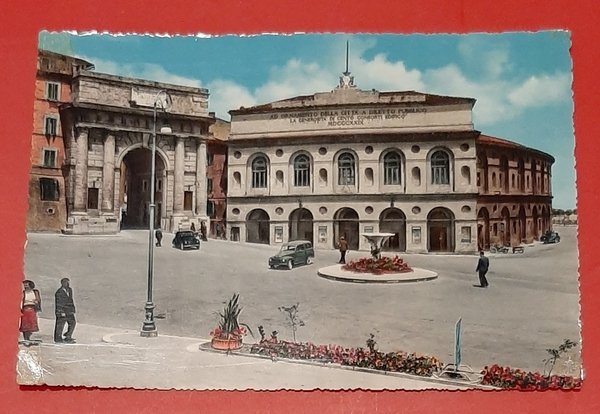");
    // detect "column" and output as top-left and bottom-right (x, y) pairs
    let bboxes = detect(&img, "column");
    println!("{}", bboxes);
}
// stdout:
(101, 132), (116, 212)
(173, 136), (185, 213)
(195, 139), (207, 216)
(73, 128), (89, 211)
